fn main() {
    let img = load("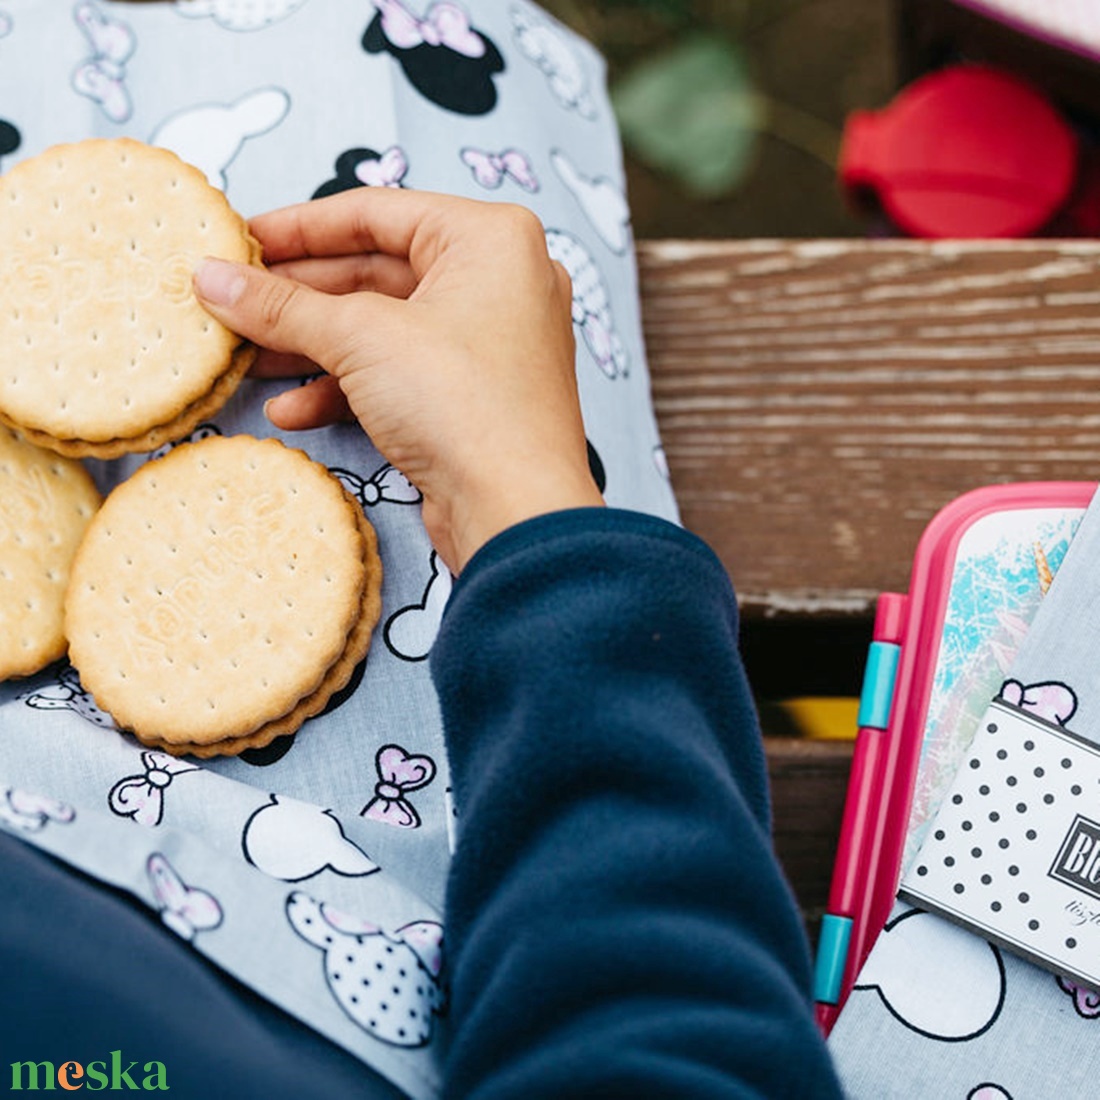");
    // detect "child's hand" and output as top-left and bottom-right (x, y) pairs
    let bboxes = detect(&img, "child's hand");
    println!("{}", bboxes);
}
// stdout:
(194, 189), (603, 573)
